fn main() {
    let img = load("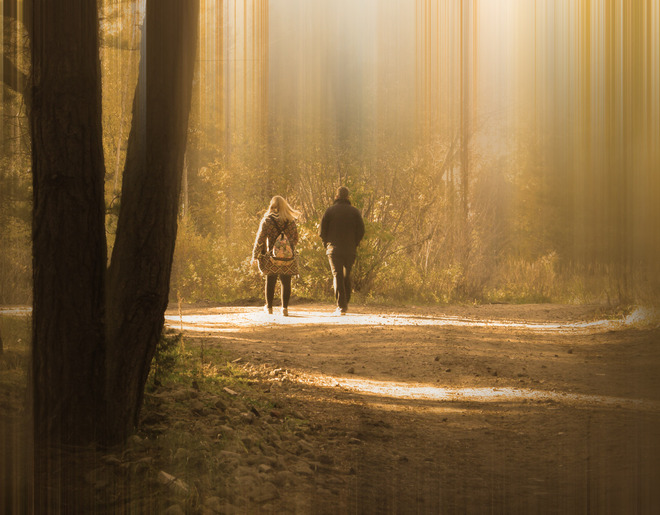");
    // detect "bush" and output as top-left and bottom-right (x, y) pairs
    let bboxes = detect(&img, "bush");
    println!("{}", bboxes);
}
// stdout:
(149, 330), (184, 386)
